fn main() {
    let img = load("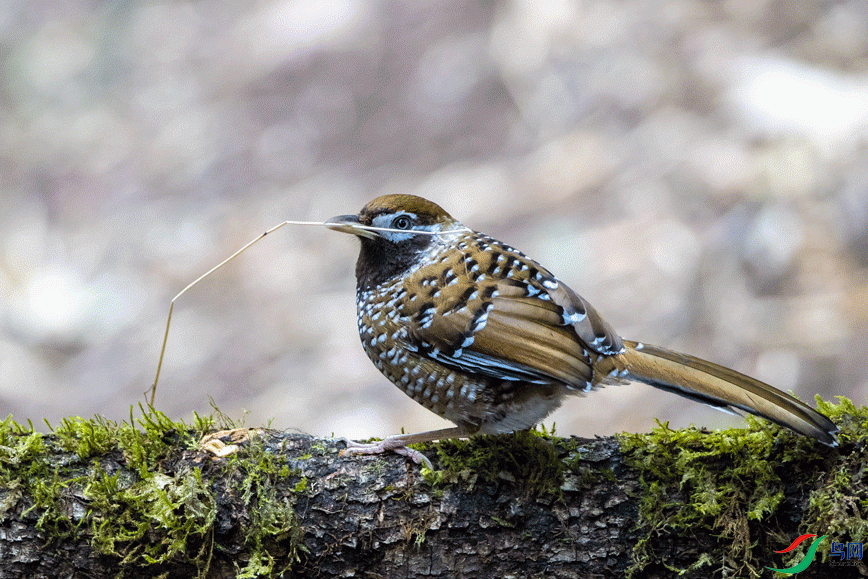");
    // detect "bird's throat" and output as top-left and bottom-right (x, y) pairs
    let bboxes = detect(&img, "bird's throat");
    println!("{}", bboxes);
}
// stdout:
(355, 236), (430, 290)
